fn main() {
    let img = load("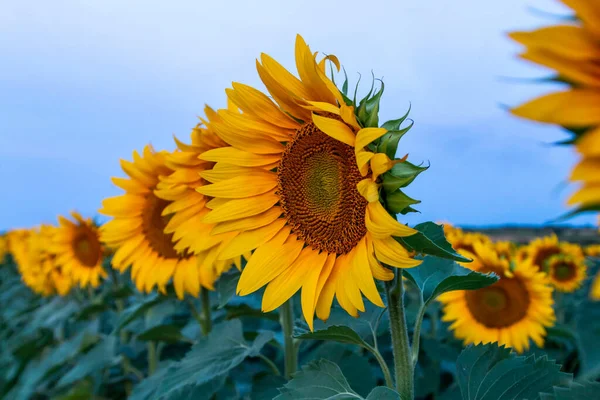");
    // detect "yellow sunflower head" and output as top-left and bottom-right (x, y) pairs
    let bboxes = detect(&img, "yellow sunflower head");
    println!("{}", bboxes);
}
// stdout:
(439, 242), (556, 353)
(51, 212), (106, 289)
(40, 224), (73, 296)
(9, 228), (57, 296)
(516, 234), (584, 273)
(101, 145), (226, 299)
(198, 35), (427, 329)
(546, 253), (587, 293)
(153, 113), (242, 291)
(494, 240), (516, 260)
(585, 244), (600, 257)
(446, 229), (492, 264)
